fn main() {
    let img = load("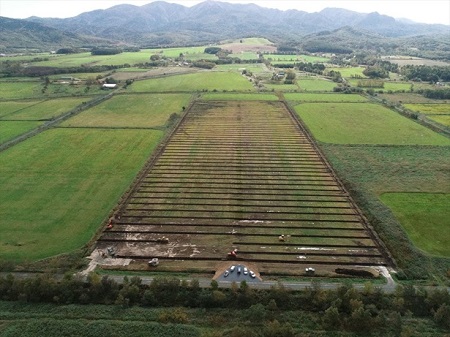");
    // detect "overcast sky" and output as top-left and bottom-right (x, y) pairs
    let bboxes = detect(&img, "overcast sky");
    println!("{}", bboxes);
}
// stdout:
(1, 0), (449, 25)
